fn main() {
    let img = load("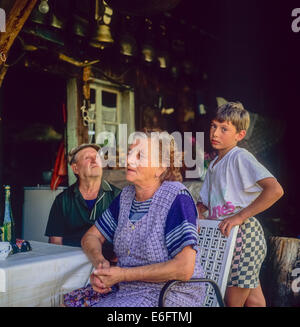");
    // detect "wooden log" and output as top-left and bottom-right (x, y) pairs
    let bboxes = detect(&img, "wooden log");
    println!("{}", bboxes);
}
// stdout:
(0, 63), (8, 87)
(0, 0), (38, 53)
(0, 0), (38, 86)
(263, 236), (300, 307)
